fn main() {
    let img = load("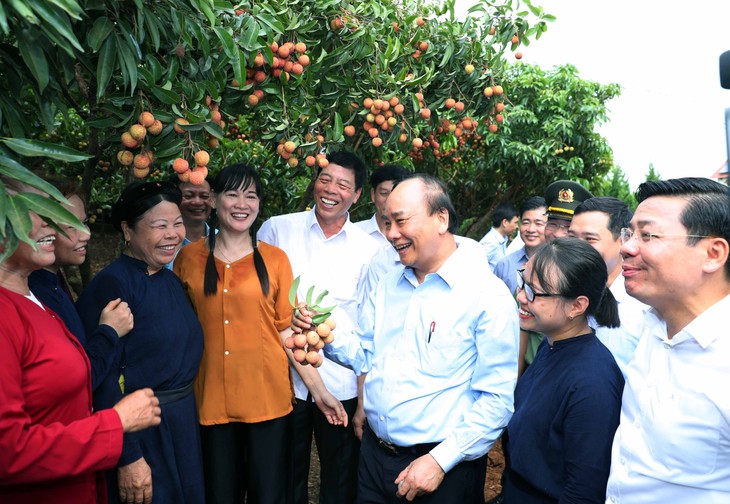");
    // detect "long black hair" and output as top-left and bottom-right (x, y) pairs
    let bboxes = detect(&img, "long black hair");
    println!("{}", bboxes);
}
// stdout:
(529, 237), (620, 328)
(203, 164), (269, 297)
